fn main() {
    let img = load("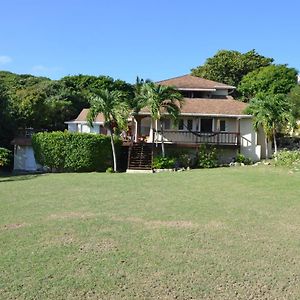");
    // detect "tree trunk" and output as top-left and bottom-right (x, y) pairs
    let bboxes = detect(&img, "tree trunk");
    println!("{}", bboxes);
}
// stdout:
(160, 120), (165, 158)
(265, 136), (269, 159)
(109, 129), (117, 172)
(273, 127), (277, 159)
